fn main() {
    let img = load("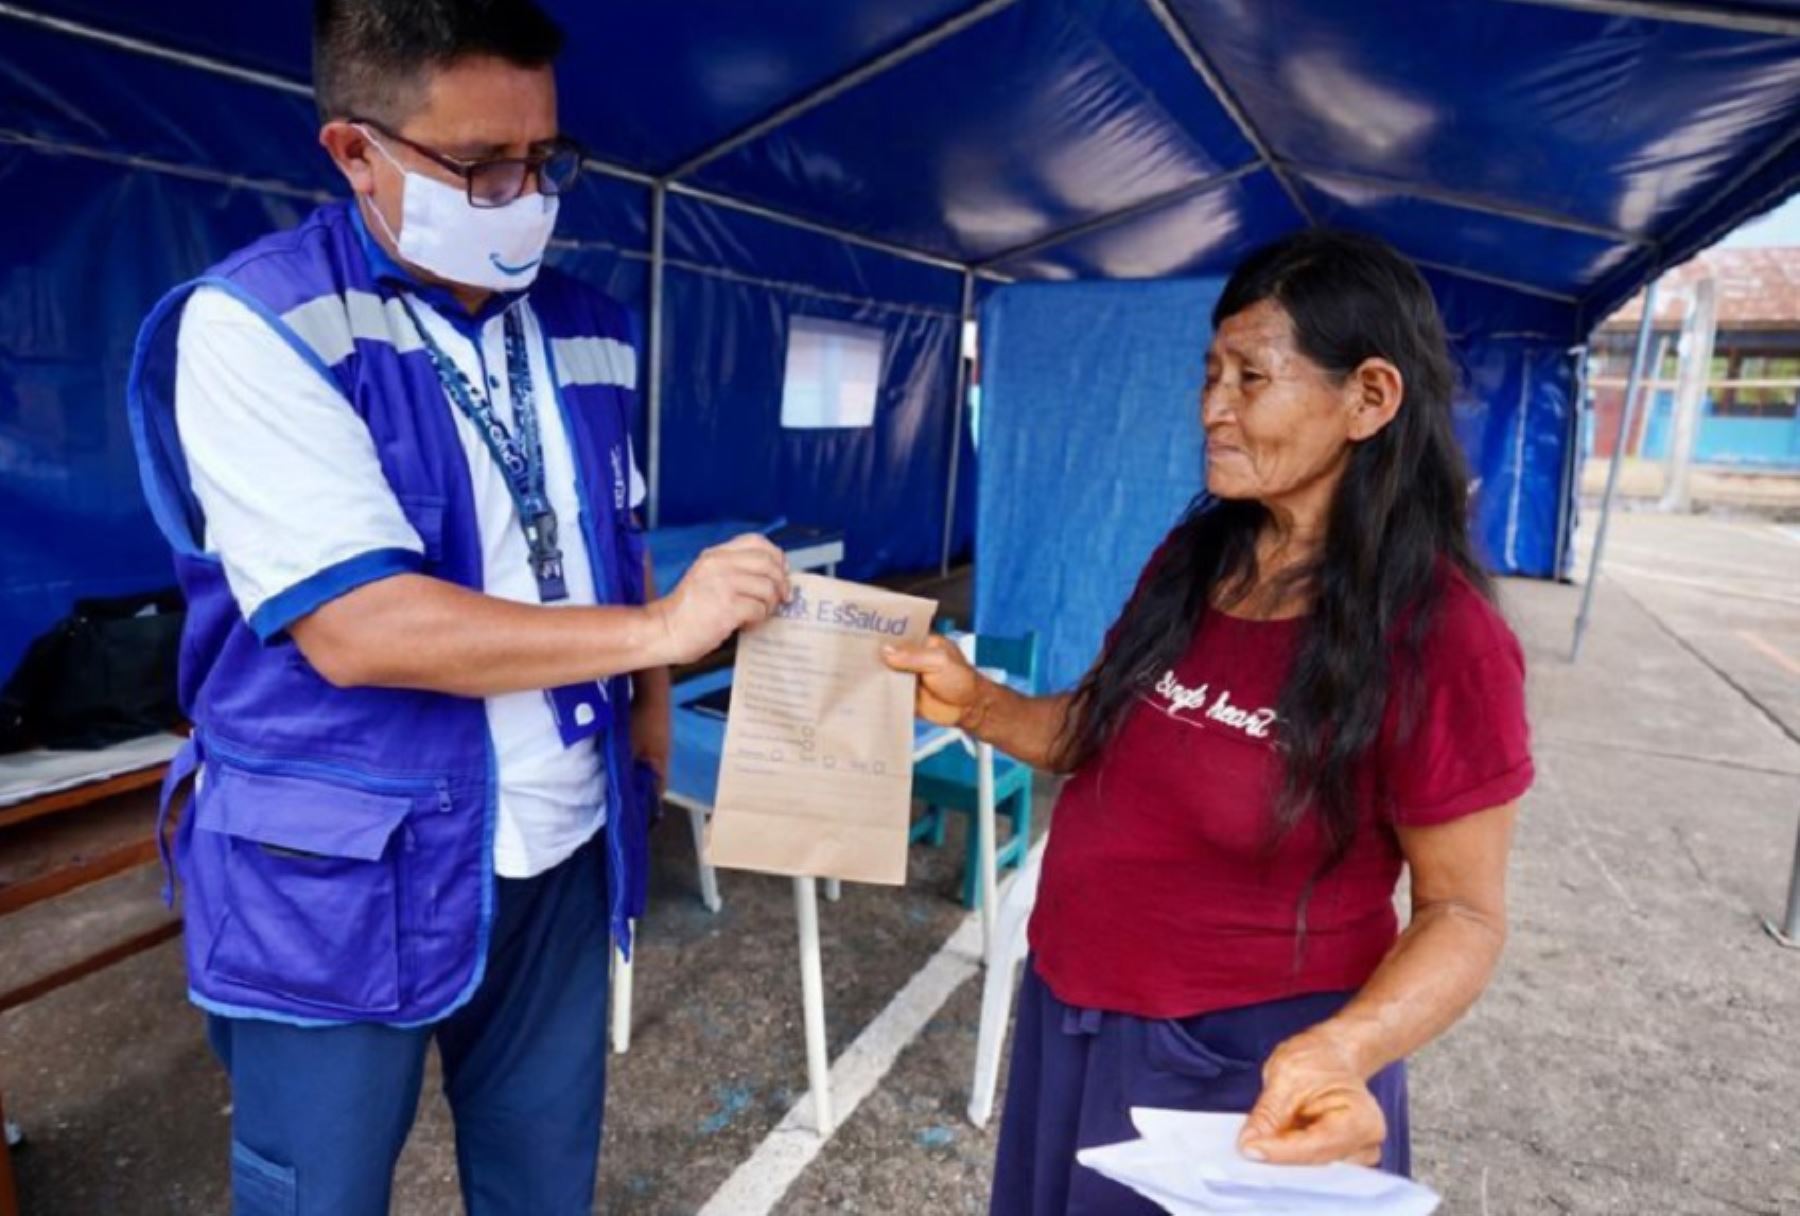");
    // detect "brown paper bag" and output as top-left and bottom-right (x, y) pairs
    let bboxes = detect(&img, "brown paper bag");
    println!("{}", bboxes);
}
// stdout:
(704, 572), (938, 885)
